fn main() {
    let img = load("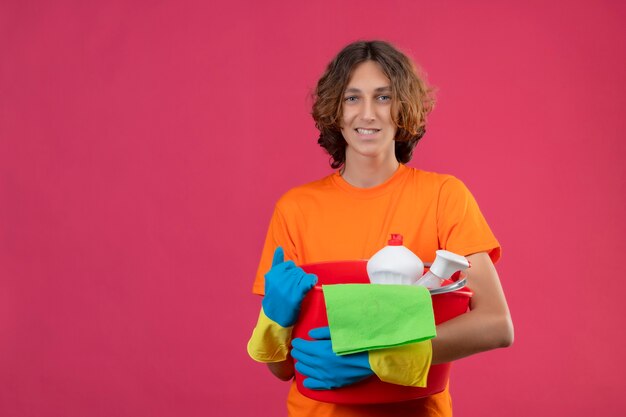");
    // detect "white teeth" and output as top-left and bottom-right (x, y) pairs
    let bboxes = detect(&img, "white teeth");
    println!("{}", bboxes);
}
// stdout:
(357, 128), (378, 134)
